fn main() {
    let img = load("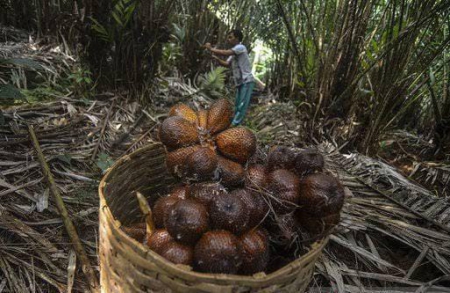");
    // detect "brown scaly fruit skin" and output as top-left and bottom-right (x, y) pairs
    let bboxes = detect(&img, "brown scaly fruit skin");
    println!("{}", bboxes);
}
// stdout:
(298, 173), (344, 215)
(294, 148), (324, 176)
(194, 230), (242, 274)
(184, 147), (218, 180)
(169, 185), (187, 200)
(245, 164), (268, 190)
(160, 99), (256, 185)
(145, 229), (173, 254)
(238, 229), (270, 275)
(197, 109), (209, 130)
(295, 210), (341, 235)
(215, 127), (257, 164)
(267, 169), (300, 192)
(251, 193), (269, 227)
(266, 169), (301, 214)
(231, 189), (267, 229)
(266, 146), (296, 172)
(216, 155), (245, 187)
(121, 222), (147, 243)
(207, 98), (233, 135)
(158, 241), (194, 266)
(153, 195), (181, 228)
(166, 145), (201, 178)
(187, 182), (227, 207)
(209, 193), (249, 235)
(169, 103), (198, 125)
(159, 116), (199, 150)
(164, 199), (209, 245)
(244, 165), (270, 223)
